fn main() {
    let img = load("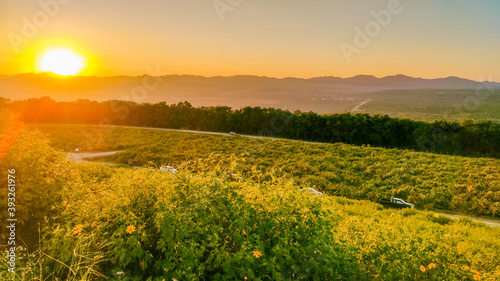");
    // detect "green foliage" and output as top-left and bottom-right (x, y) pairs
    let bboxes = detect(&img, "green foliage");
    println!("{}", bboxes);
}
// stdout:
(359, 89), (500, 124)
(34, 124), (500, 217)
(9, 97), (500, 158)
(11, 154), (498, 280)
(2, 123), (500, 280)
(0, 114), (67, 245)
